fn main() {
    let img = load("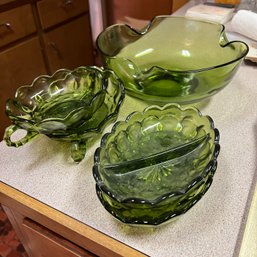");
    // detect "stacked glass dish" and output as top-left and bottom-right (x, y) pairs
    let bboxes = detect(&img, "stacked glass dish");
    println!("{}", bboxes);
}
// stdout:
(93, 104), (220, 225)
